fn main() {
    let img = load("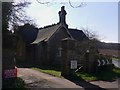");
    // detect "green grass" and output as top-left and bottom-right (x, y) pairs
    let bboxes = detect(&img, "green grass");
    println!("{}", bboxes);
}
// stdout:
(112, 58), (120, 61)
(74, 67), (120, 81)
(113, 67), (120, 76)
(32, 67), (62, 77)
(32, 67), (120, 82)
(75, 72), (97, 81)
